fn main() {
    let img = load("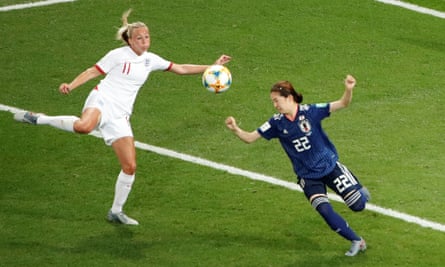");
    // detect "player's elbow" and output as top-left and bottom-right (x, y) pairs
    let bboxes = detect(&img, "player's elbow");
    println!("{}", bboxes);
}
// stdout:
(341, 101), (351, 109)
(242, 138), (256, 144)
(240, 132), (261, 144)
(169, 64), (190, 75)
(331, 100), (351, 112)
